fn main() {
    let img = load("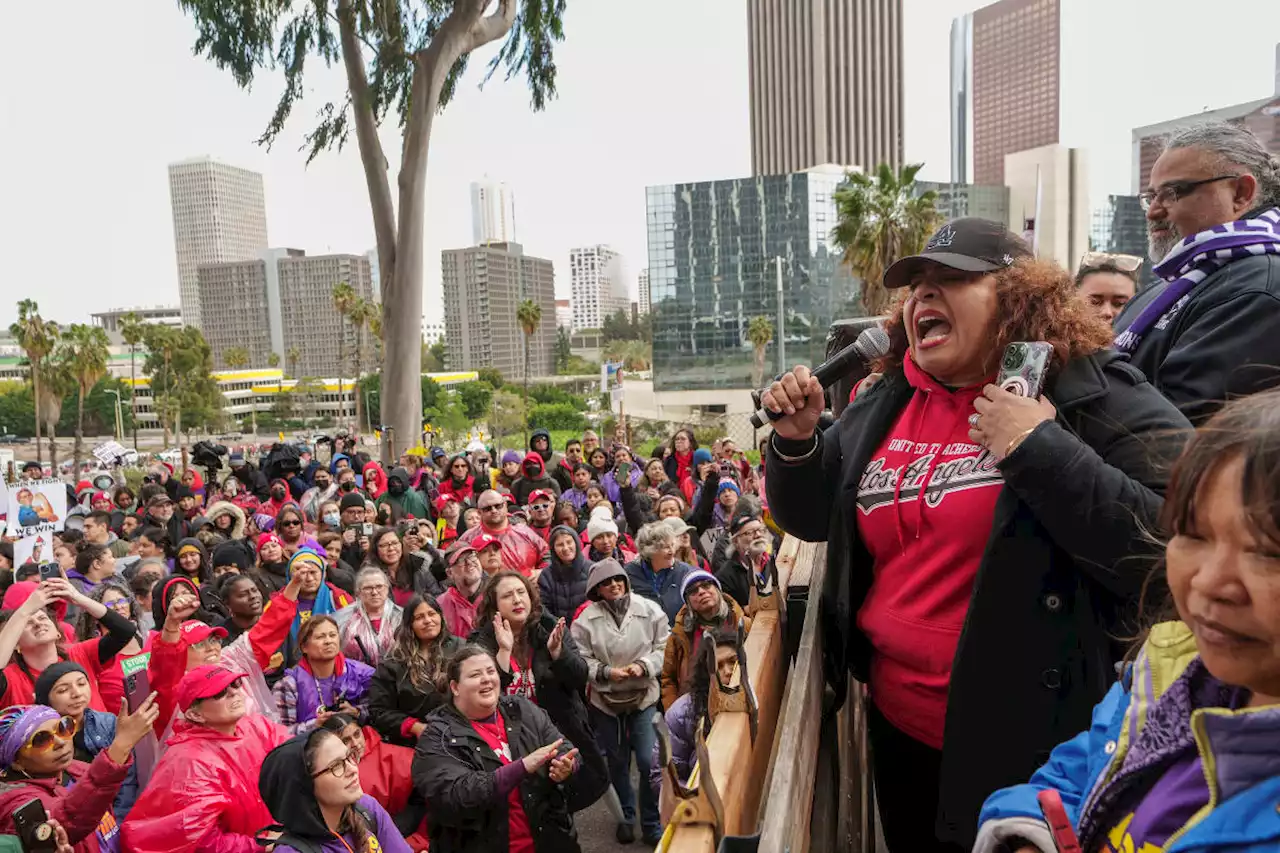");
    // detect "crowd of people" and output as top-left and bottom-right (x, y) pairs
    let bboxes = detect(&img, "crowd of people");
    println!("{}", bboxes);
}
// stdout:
(0, 121), (1278, 853)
